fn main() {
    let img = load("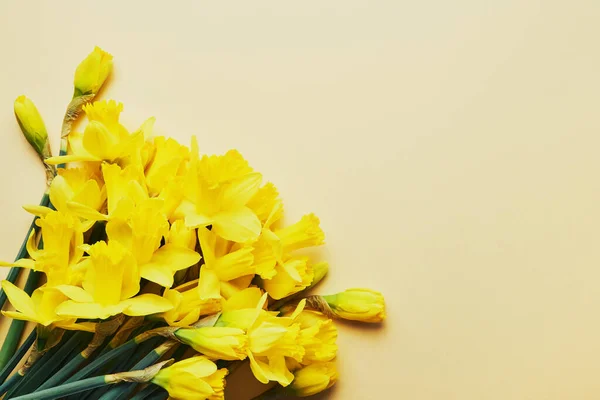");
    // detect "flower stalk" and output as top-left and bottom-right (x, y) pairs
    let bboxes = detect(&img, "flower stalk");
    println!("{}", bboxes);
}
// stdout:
(10, 360), (170, 400)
